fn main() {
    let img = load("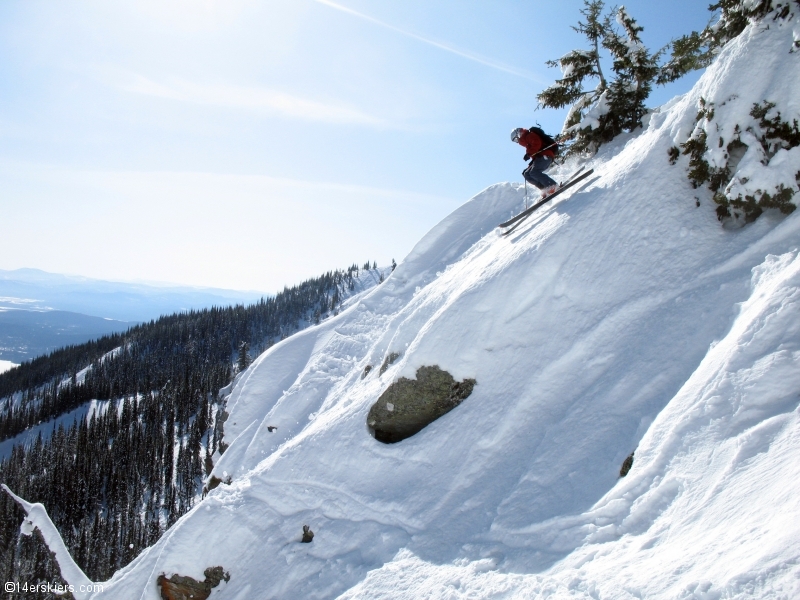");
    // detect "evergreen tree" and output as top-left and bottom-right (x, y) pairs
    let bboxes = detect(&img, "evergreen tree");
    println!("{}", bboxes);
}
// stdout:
(537, 0), (717, 156)
(237, 341), (250, 373)
(601, 7), (661, 136)
(537, 0), (608, 142)
(705, 0), (797, 48)
(657, 30), (713, 85)
(656, 1), (799, 85)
